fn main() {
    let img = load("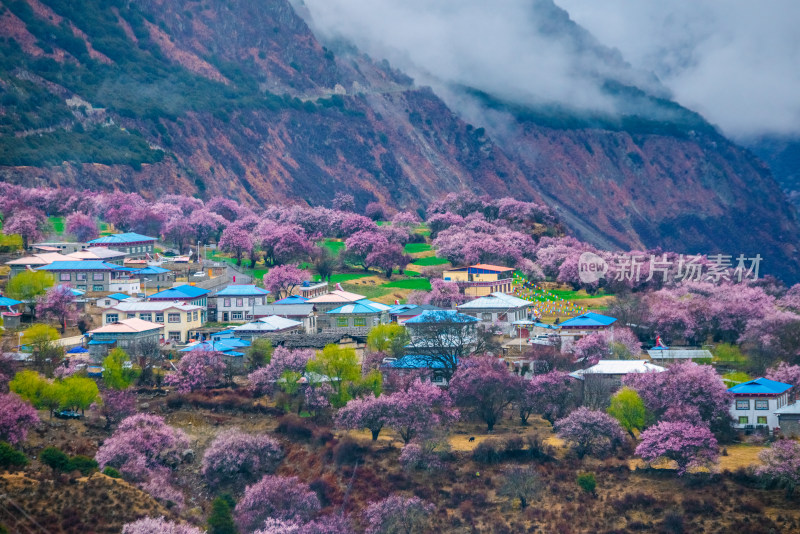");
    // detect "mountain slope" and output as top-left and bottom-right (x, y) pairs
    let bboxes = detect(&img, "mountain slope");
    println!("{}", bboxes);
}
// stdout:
(0, 0), (797, 281)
